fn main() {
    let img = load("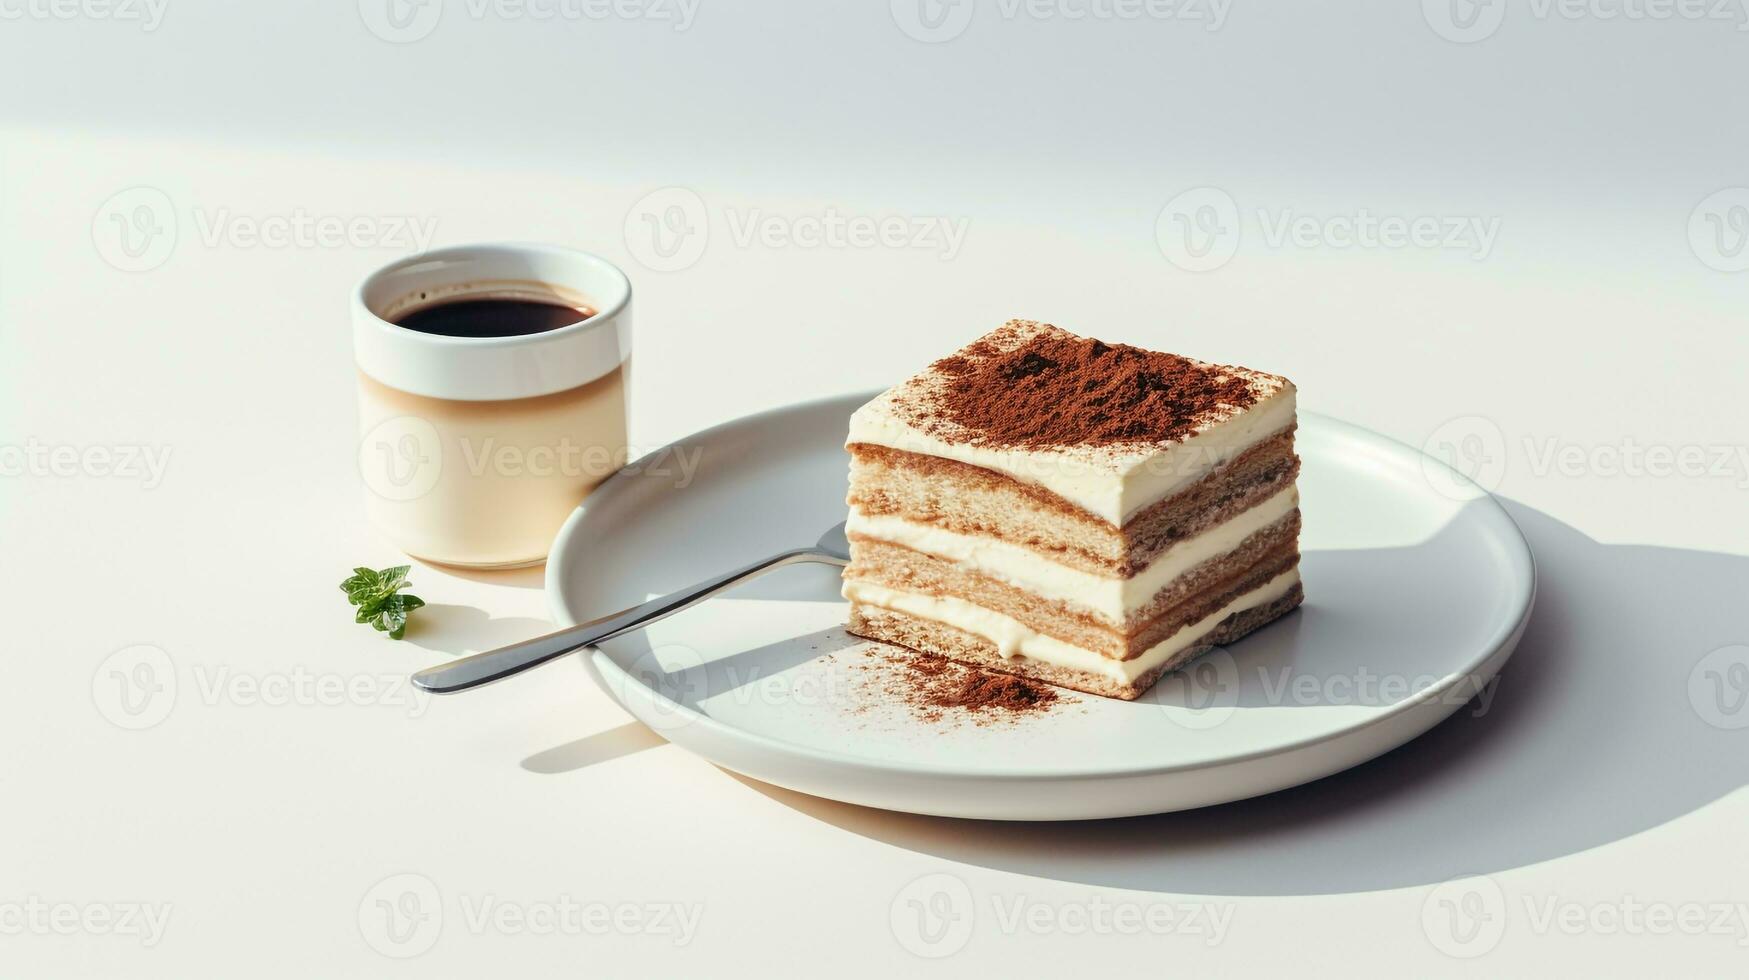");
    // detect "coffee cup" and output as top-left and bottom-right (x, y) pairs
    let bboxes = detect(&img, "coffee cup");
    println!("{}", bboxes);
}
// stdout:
(352, 243), (632, 567)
